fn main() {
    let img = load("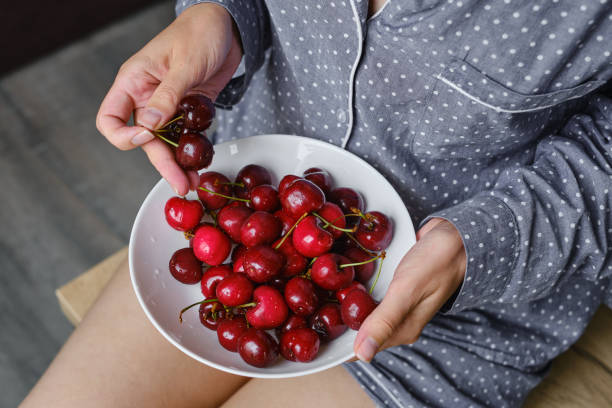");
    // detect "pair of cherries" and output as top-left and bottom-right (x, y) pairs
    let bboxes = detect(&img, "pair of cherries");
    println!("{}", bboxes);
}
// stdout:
(164, 164), (392, 367)
(151, 94), (216, 171)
